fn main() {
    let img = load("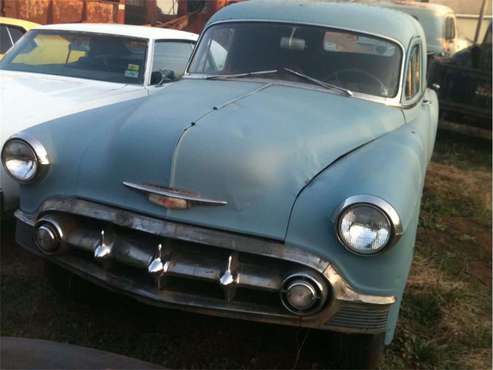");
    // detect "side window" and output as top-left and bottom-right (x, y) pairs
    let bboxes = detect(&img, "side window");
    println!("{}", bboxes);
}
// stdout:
(405, 44), (422, 100)
(151, 41), (195, 84)
(7, 26), (25, 43)
(0, 25), (13, 53)
(189, 26), (234, 74)
(445, 17), (456, 40)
